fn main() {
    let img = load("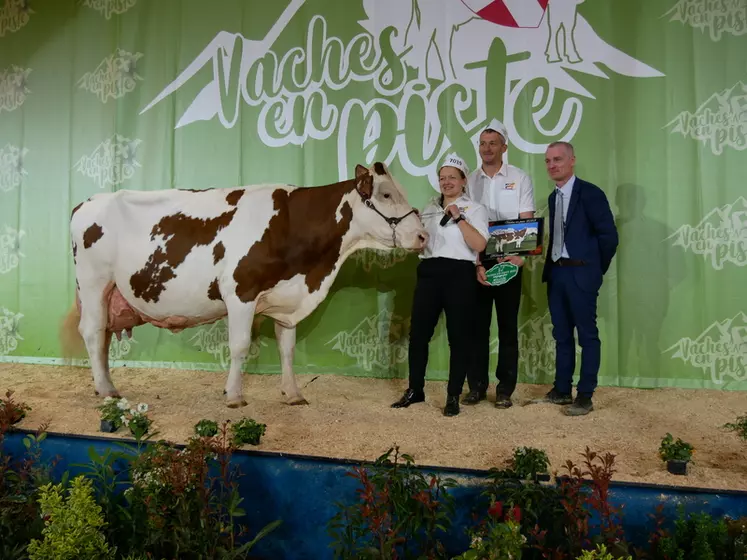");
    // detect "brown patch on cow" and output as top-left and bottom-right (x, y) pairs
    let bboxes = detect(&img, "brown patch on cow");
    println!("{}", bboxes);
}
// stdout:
(72, 242), (77, 260)
(213, 241), (225, 264)
(355, 164), (373, 199)
(207, 278), (222, 301)
(71, 201), (84, 219)
(83, 223), (104, 248)
(233, 181), (356, 303)
(225, 189), (244, 206)
(373, 162), (387, 176)
(130, 209), (237, 303)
